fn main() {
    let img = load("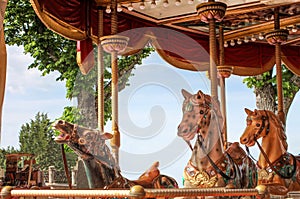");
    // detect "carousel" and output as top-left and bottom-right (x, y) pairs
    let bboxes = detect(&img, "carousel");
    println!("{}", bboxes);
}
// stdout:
(1, 0), (300, 198)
